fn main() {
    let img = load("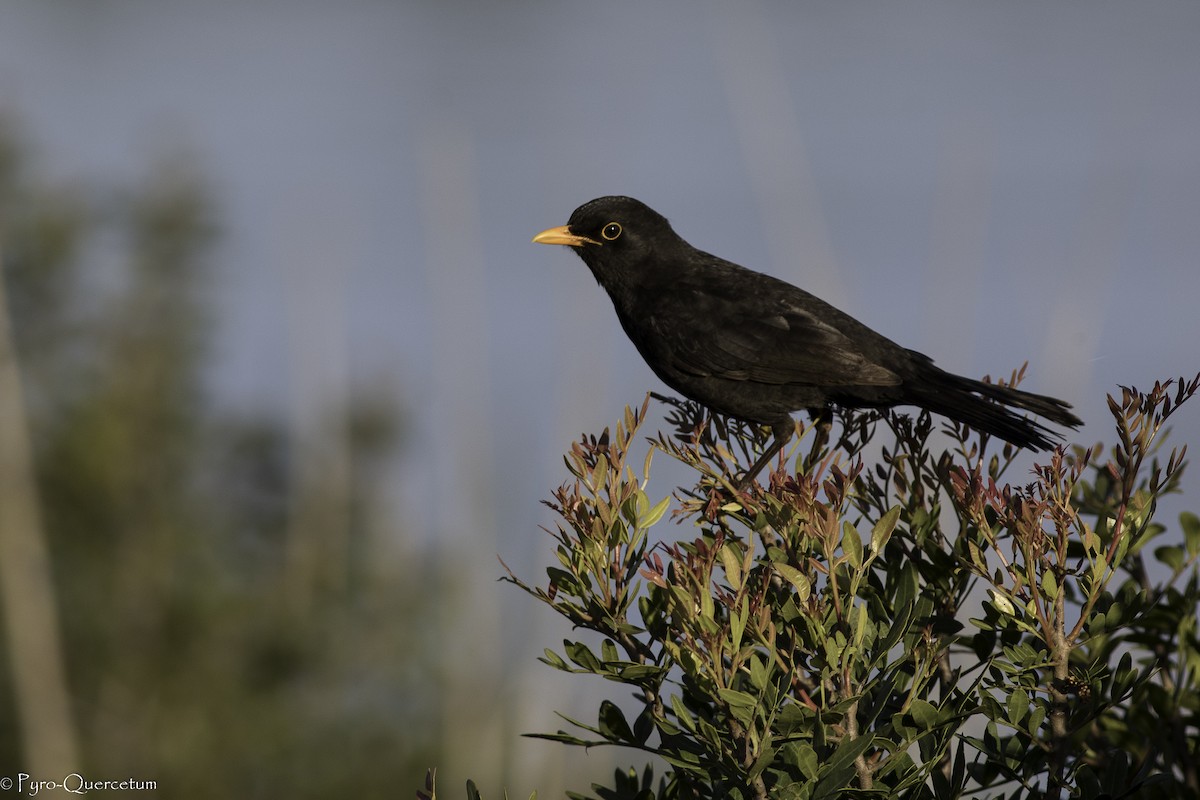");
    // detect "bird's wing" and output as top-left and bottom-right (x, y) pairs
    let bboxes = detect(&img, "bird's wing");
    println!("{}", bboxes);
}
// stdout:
(649, 269), (903, 388)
